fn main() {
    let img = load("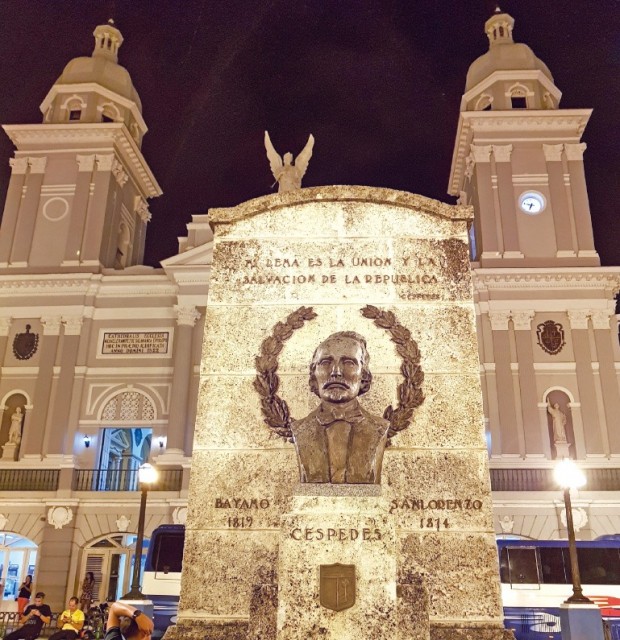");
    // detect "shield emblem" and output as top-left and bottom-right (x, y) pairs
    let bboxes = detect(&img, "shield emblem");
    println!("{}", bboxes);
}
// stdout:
(12, 324), (39, 360)
(536, 320), (565, 355)
(320, 564), (356, 611)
